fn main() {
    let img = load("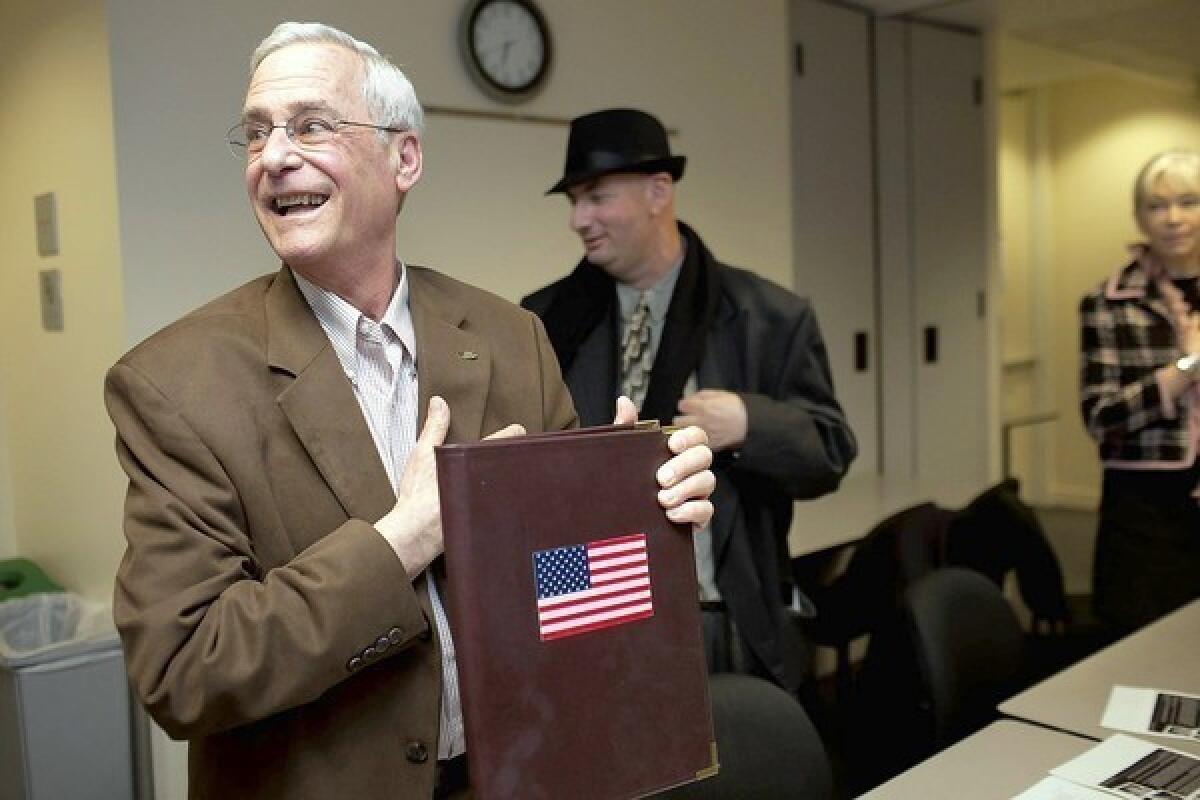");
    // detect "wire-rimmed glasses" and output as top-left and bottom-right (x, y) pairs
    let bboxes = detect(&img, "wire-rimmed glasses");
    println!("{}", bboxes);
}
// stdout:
(226, 112), (407, 159)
